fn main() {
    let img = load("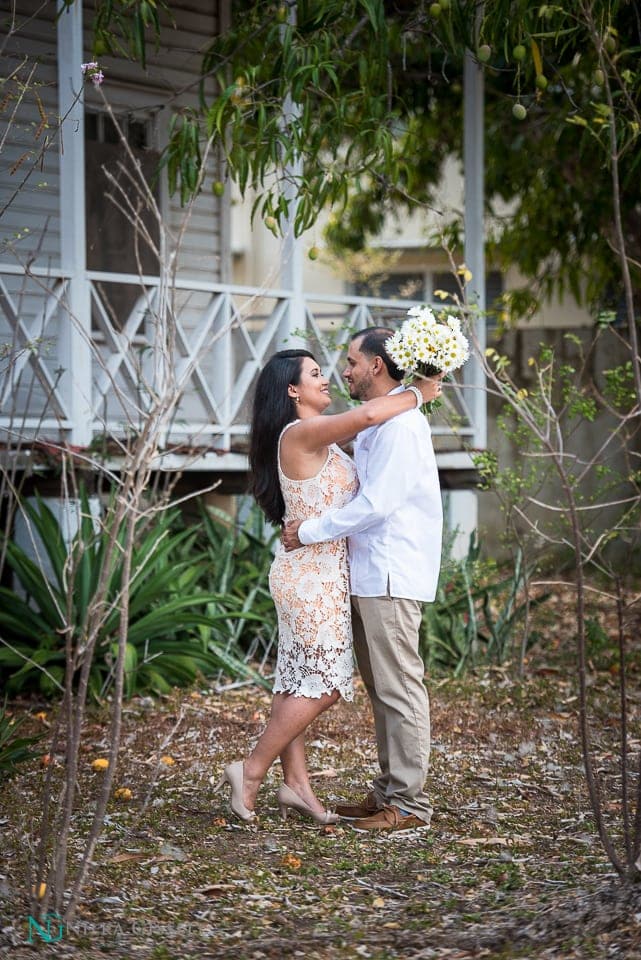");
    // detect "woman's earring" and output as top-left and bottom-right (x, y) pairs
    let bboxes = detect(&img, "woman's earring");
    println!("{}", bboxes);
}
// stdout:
(293, 395), (301, 404)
